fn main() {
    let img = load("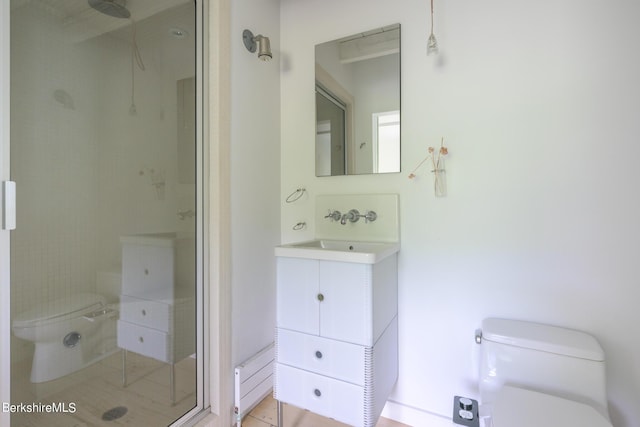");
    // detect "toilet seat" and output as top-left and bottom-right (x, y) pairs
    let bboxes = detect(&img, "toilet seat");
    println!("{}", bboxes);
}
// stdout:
(13, 293), (105, 328)
(492, 386), (612, 427)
